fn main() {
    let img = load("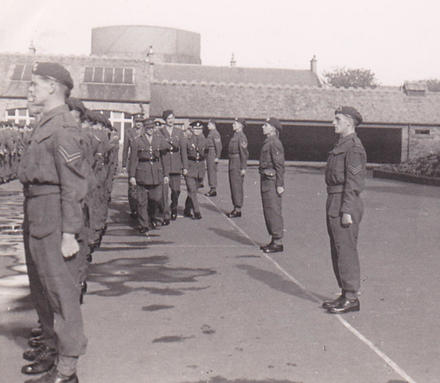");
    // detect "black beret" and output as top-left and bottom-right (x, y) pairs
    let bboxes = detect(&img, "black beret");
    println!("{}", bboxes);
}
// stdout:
(162, 110), (174, 120)
(266, 117), (282, 132)
(335, 106), (363, 126)
(189, 120), (204, 129)
(234, 117), (246, 127)
(84, 109), (99, 123)
(66, 97), (86, 116)
(32, 62), (73, 90)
